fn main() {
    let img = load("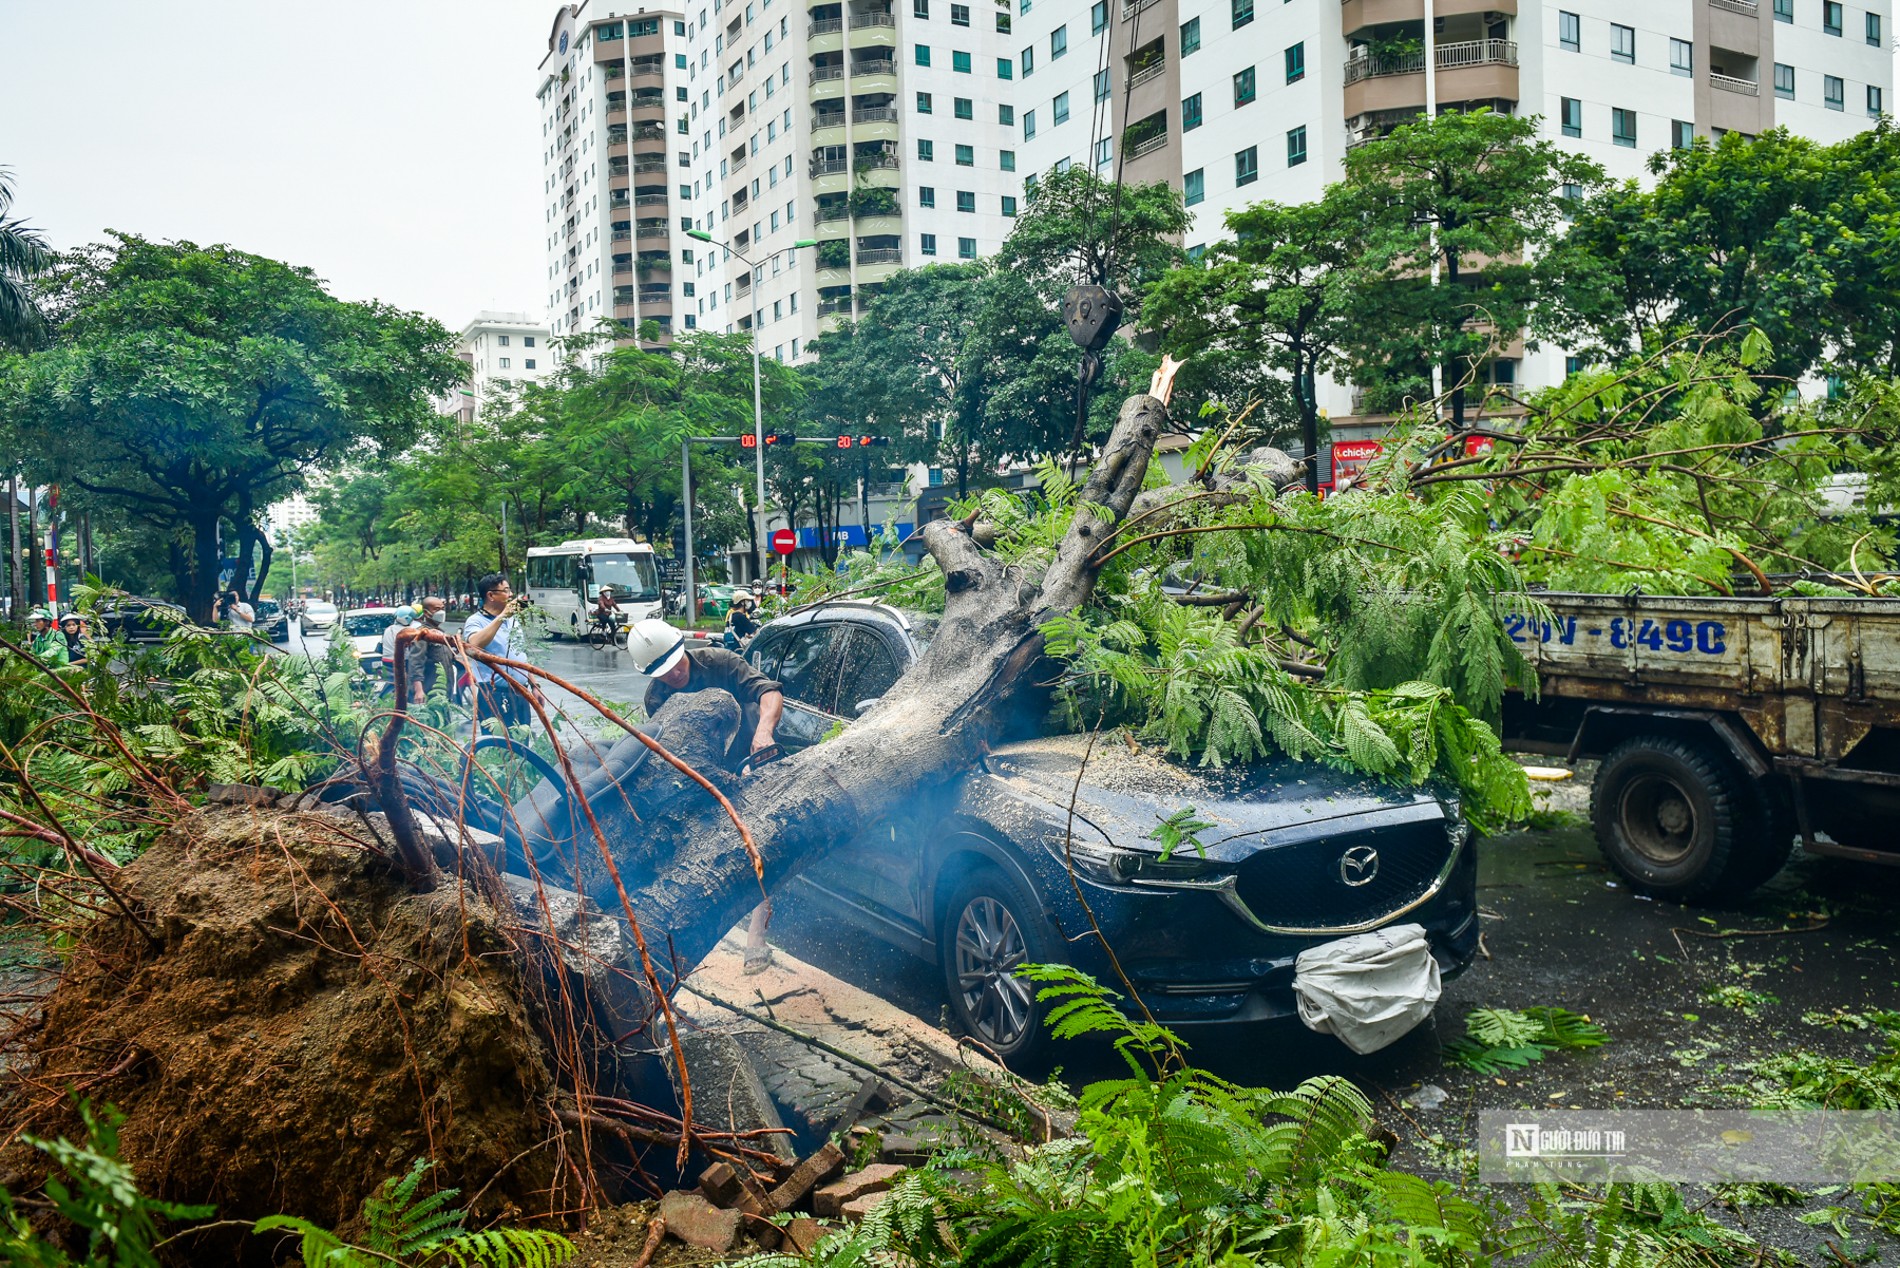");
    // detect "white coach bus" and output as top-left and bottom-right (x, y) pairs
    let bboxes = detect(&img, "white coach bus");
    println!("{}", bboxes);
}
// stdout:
(523, 538), (663, 638)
